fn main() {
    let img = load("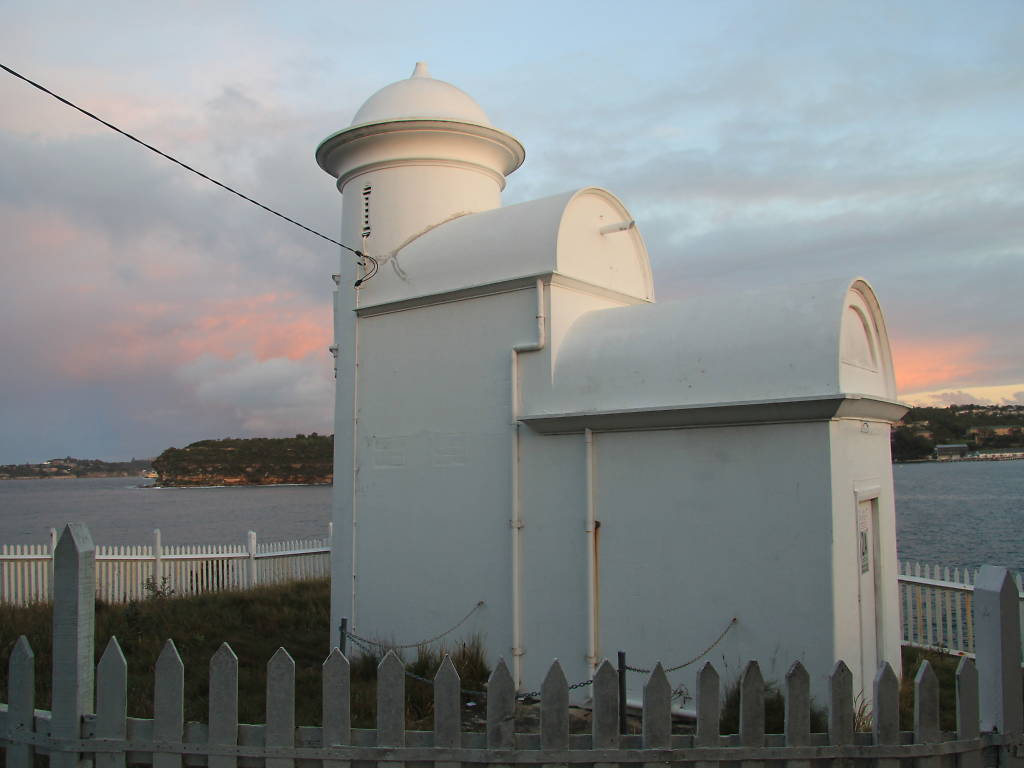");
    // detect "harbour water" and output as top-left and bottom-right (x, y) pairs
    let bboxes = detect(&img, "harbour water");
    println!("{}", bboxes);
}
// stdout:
(0, 460), (1021, 571)
(894, 459), (1023, 572)
(0, 477), (331, 545)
